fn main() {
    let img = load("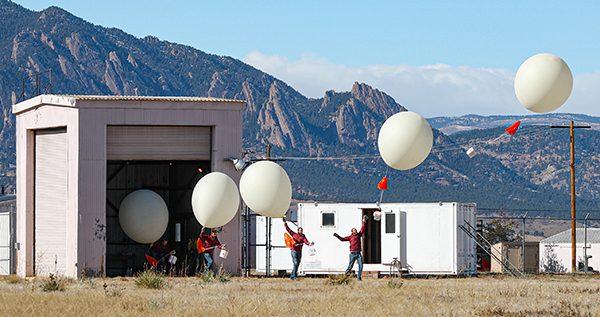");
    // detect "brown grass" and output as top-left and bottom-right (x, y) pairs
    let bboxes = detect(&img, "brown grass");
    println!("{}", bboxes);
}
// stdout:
(1, 274), (600, 316)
